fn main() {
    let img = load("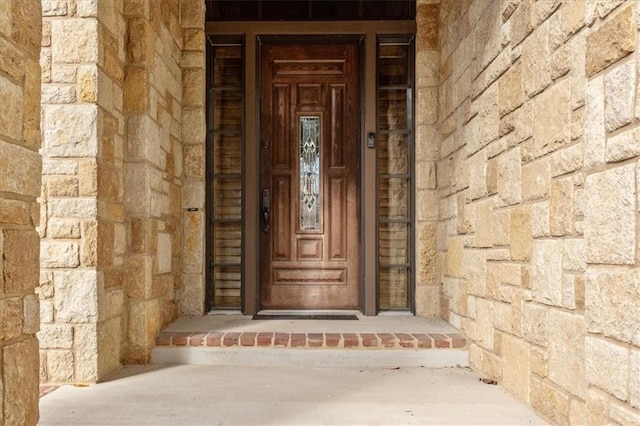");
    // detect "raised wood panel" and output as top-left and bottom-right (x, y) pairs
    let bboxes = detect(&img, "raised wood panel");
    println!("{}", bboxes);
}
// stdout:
(297, 238), (322, 260)
(273, 84), (291, 168)
(329, 177), (346, 260)
(330, 85), (345, 168)
(273, 268), (346, 285)
(273, 59), (346, 76)
(297, 84), (322, 106)
(273, 176), (291, 260)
